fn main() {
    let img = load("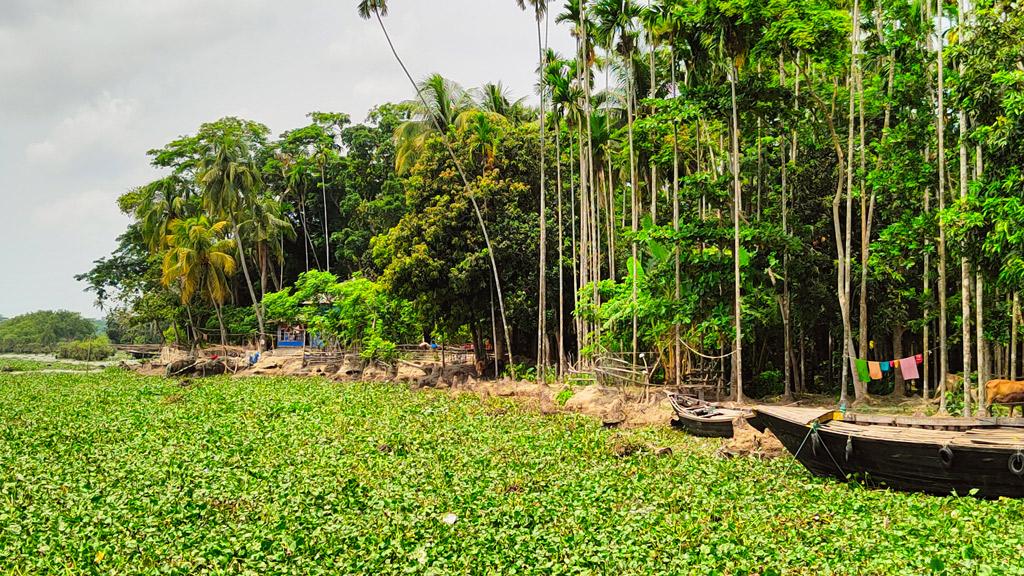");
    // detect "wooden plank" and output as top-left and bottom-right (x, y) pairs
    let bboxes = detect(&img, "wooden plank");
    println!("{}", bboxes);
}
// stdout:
(754, 406), (836, 425)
